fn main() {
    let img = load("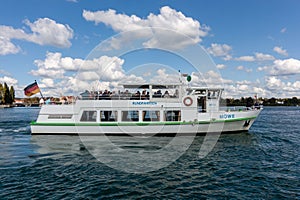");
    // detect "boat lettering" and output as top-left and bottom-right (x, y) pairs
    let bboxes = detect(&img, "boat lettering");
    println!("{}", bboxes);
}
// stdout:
(219, 114), (235, 119)
(132, 101), (157, 105)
